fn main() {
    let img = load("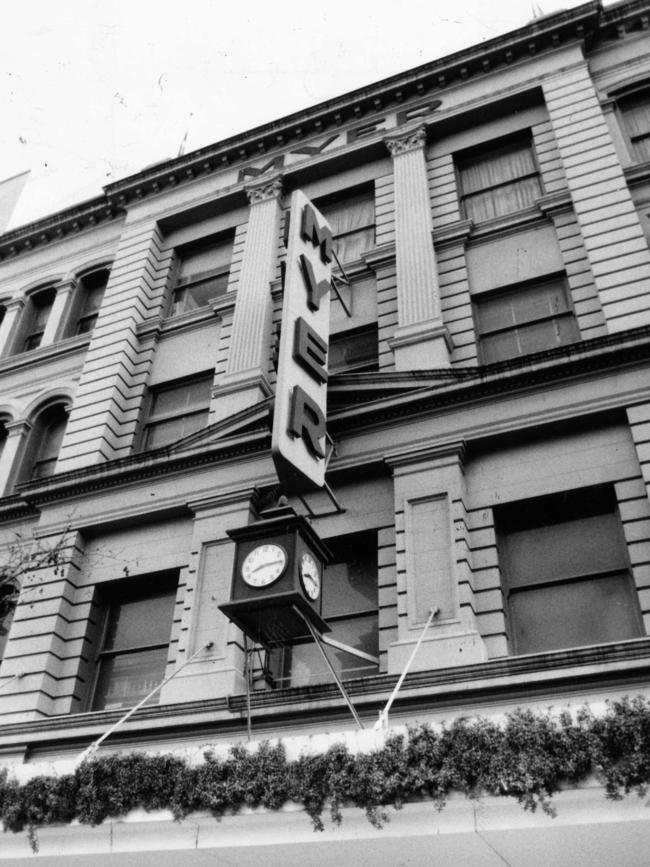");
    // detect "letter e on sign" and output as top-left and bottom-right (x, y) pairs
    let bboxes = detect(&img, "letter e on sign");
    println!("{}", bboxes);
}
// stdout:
(272, 191), (332, 494)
